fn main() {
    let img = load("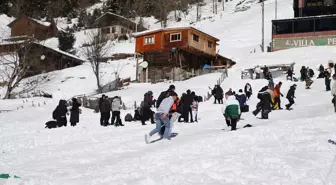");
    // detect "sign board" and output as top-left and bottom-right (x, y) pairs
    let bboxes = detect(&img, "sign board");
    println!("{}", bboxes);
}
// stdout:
(272, 35), (336, 50)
